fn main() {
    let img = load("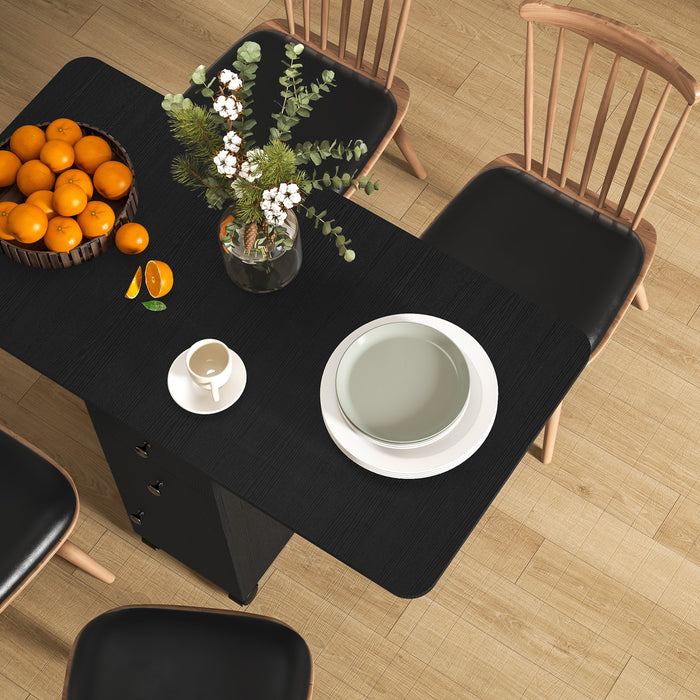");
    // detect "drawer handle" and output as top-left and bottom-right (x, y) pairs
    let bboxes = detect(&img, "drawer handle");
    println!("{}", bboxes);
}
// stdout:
(147, 481), (164, 496)
(129, 511), (144, 525)
(134, 442), (150, 458)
